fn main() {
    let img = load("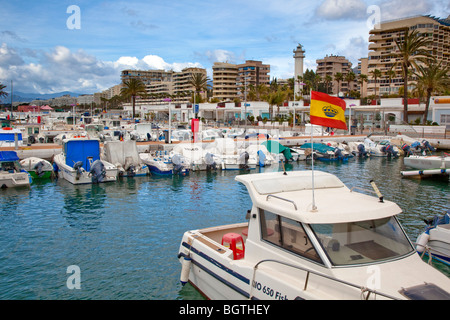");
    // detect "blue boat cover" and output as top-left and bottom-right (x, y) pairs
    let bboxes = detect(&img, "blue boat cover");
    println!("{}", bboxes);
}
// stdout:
(0, 151), (19, 162)
(0, 132), (22, 141)
(64, 139), (100, 171)
(300, 143), (335, 153)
